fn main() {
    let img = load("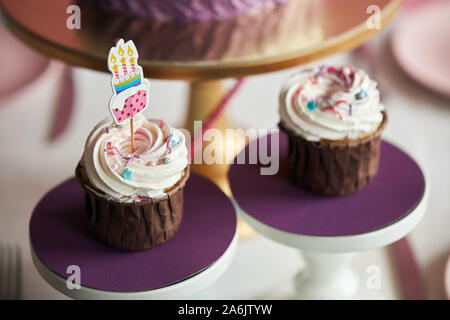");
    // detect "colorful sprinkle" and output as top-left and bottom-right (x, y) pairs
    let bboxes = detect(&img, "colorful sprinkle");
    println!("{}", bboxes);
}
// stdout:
(307, 100), (316, 111)
(134, 196), (150, 201)
(355, 89), (368, 100)
(331, 79), (341, 86)
(291, 87), (303, 104)
(159, 120), (165, 128)
(120, 168), (133, 181)
(327, 66), (337, 73)
(335, 100), (348, 106)
(342, 71), (353, 86)
(317, 65), (327, 76)
(321, 106), (343, 120)
(106, 127), (110, 134)
(104, 142), (115, 156)
(308, 76), (317, 85)
(349, 104), (353, 116)
(161, 158), (170, 164)
(167, 139), (173, 154)
(105, 149), (115, 156)
(170, 132), (180, 147)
